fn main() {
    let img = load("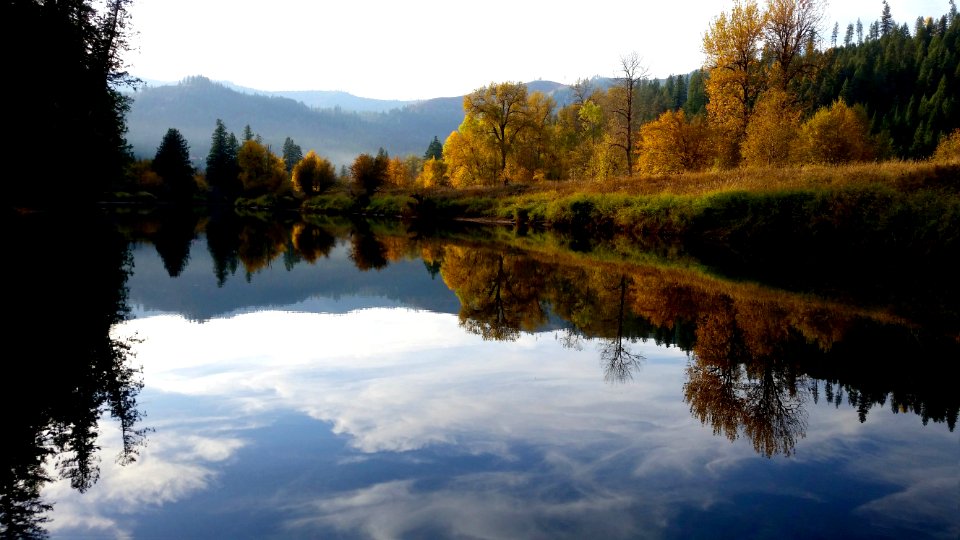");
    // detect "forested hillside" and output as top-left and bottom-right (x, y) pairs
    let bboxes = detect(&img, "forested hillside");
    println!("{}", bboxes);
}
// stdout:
(125, 76), (465, 167)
